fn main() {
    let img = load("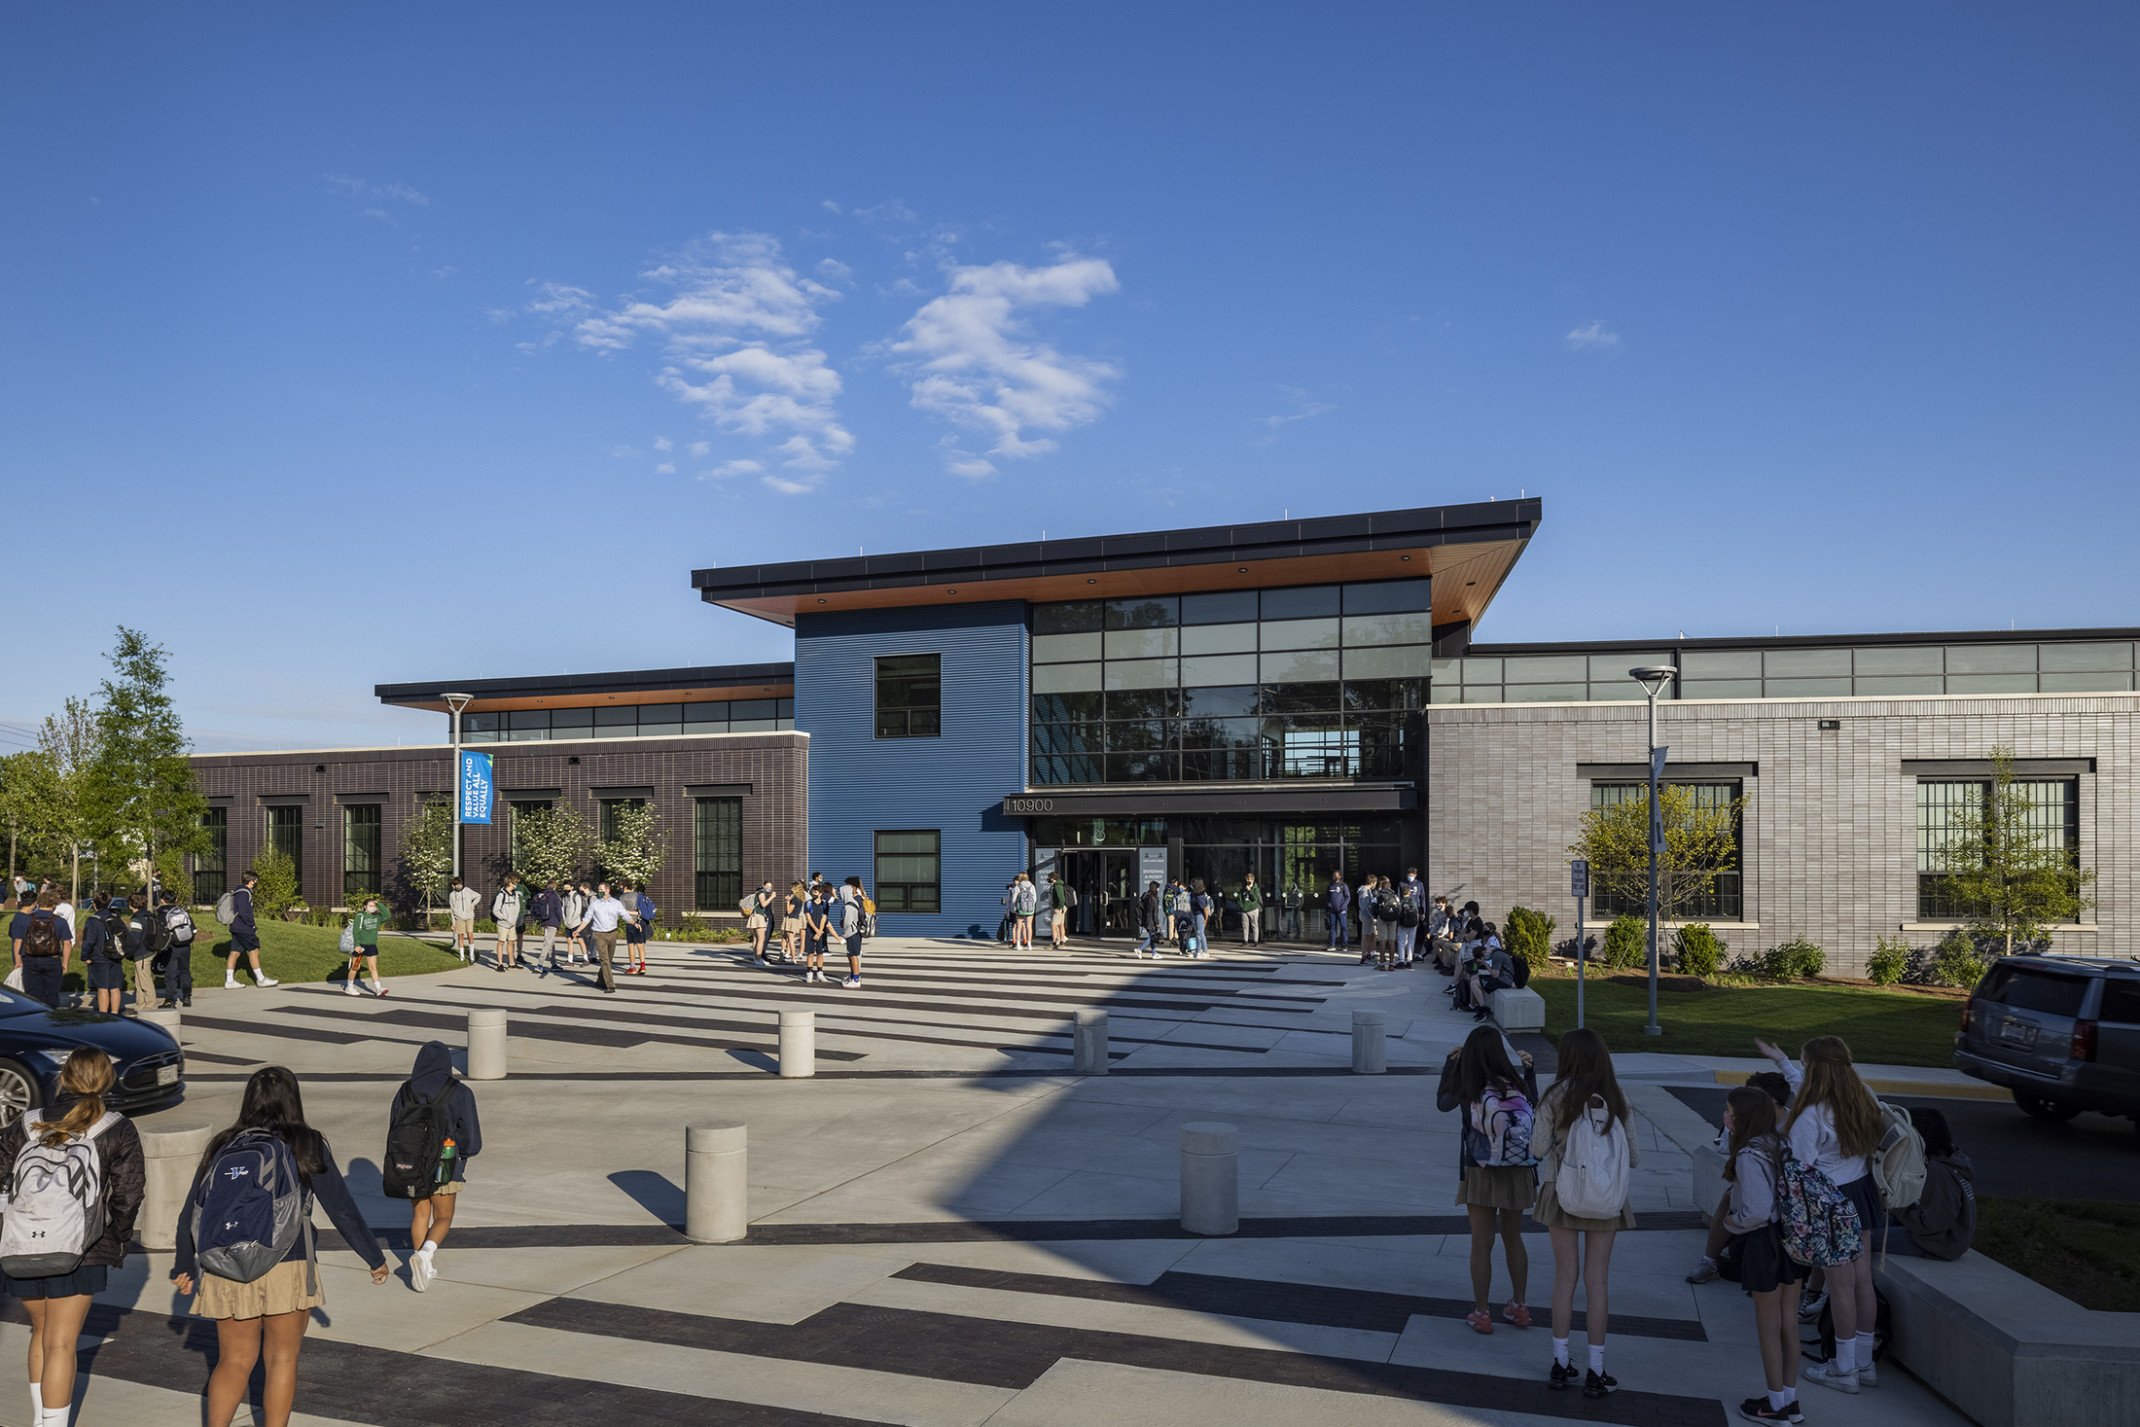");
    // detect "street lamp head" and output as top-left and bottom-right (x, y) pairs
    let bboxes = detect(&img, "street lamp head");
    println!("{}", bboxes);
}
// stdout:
(441, 691), (475, 713)
(1628, 665), (1675, 696)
